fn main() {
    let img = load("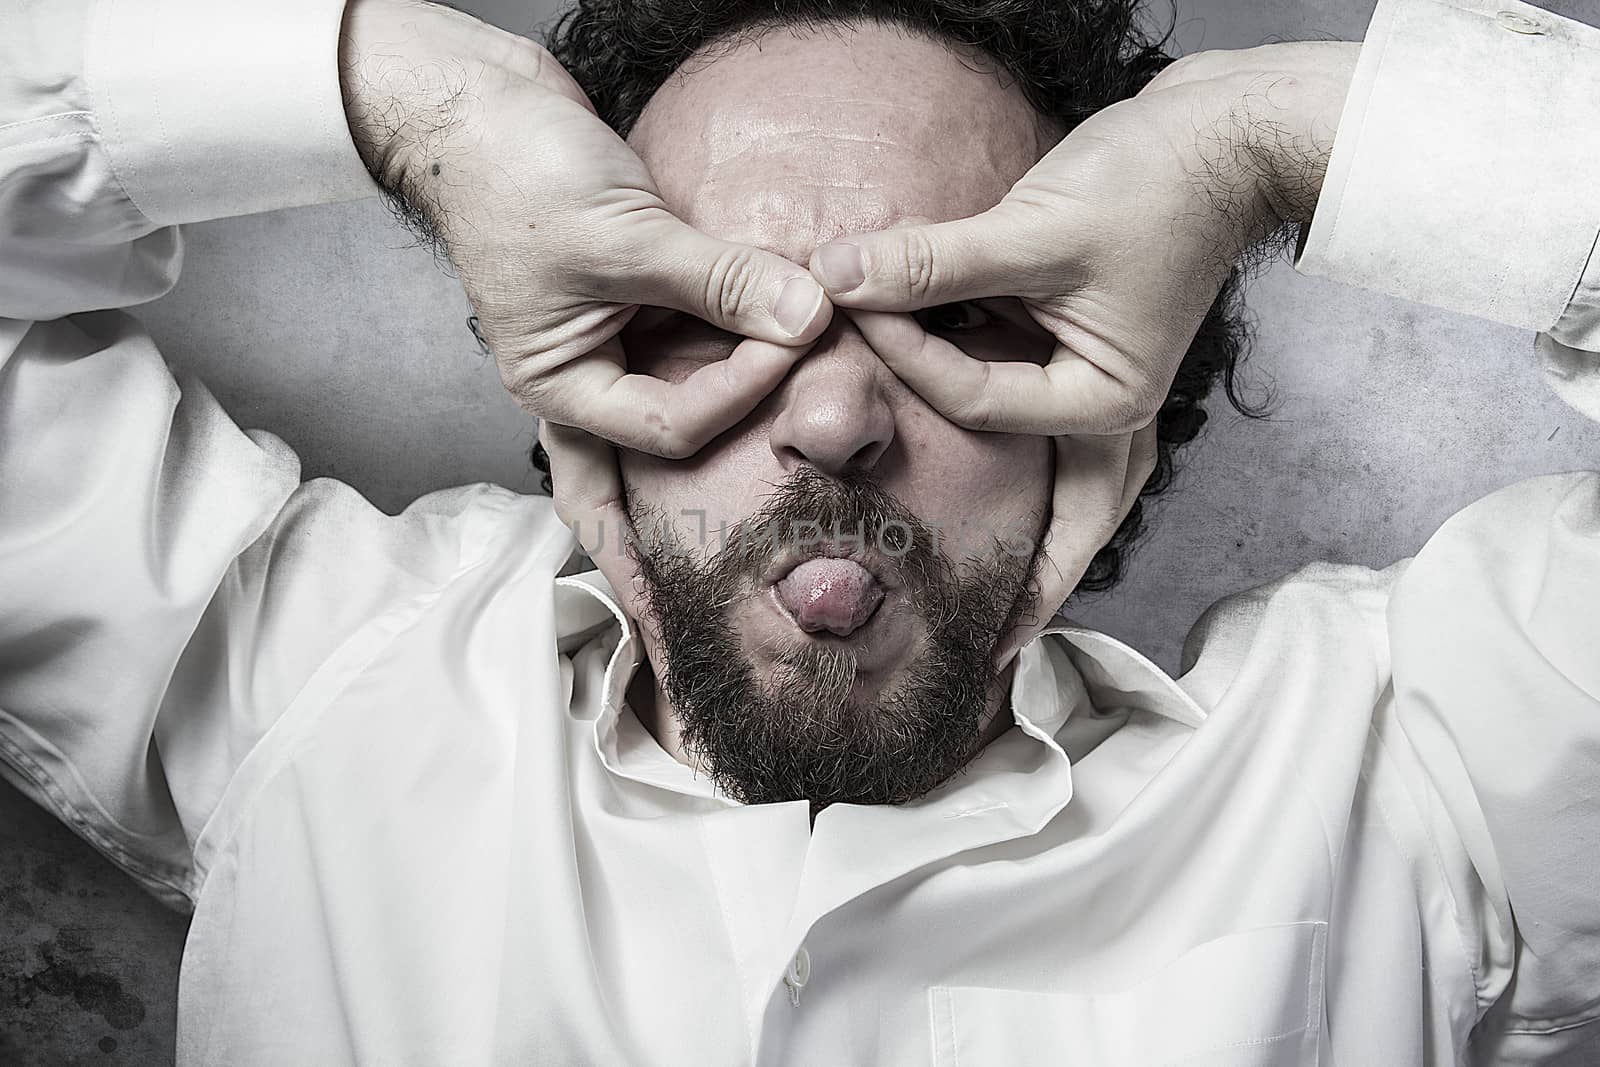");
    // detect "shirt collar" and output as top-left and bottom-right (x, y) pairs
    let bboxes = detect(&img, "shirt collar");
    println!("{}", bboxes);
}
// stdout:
(551, 569), (1206, 808)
